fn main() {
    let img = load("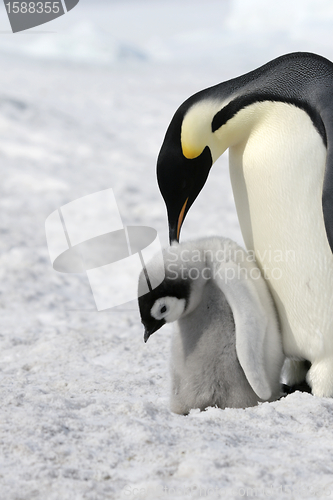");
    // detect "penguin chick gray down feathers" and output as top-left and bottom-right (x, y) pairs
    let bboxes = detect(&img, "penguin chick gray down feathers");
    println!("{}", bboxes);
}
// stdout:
(138, 237), (284, 415)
